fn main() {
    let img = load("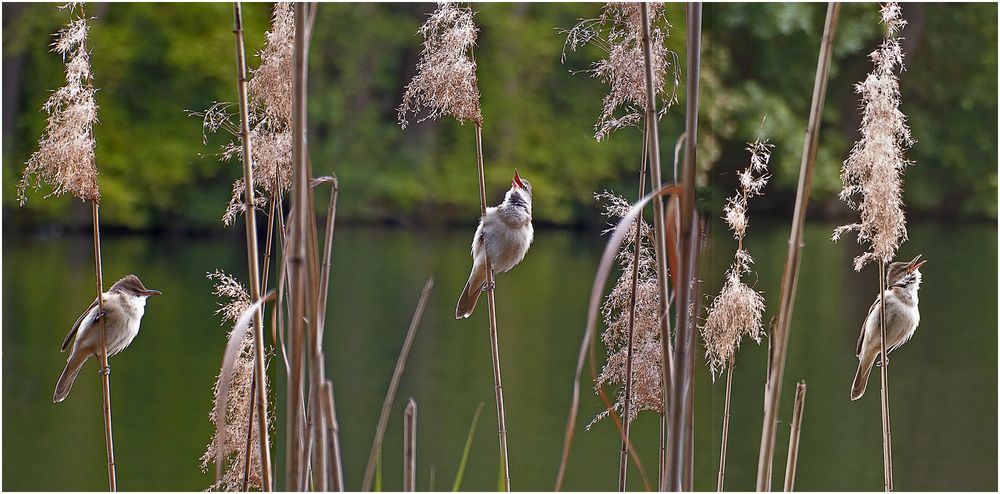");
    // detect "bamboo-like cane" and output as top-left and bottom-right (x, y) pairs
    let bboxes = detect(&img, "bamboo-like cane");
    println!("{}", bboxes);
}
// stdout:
(403, 399), (417, 492)
(662, 3), (702, 489)
(474, 123), (511, 492)
(618, 118), (651, 492)
(877, 261), (893, 491)
(232, 4), (273, 490)
(91, 201), (117, 491)
(717, 357), (735, 491)
(362, 278), (435, 491)
(783, 381), (807, 492)
(755, 4), (840, 490)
